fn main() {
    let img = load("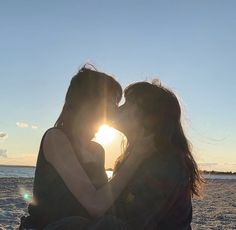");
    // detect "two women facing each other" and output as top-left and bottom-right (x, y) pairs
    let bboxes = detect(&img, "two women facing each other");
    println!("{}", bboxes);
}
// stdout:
(19, 66), (203, 230)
